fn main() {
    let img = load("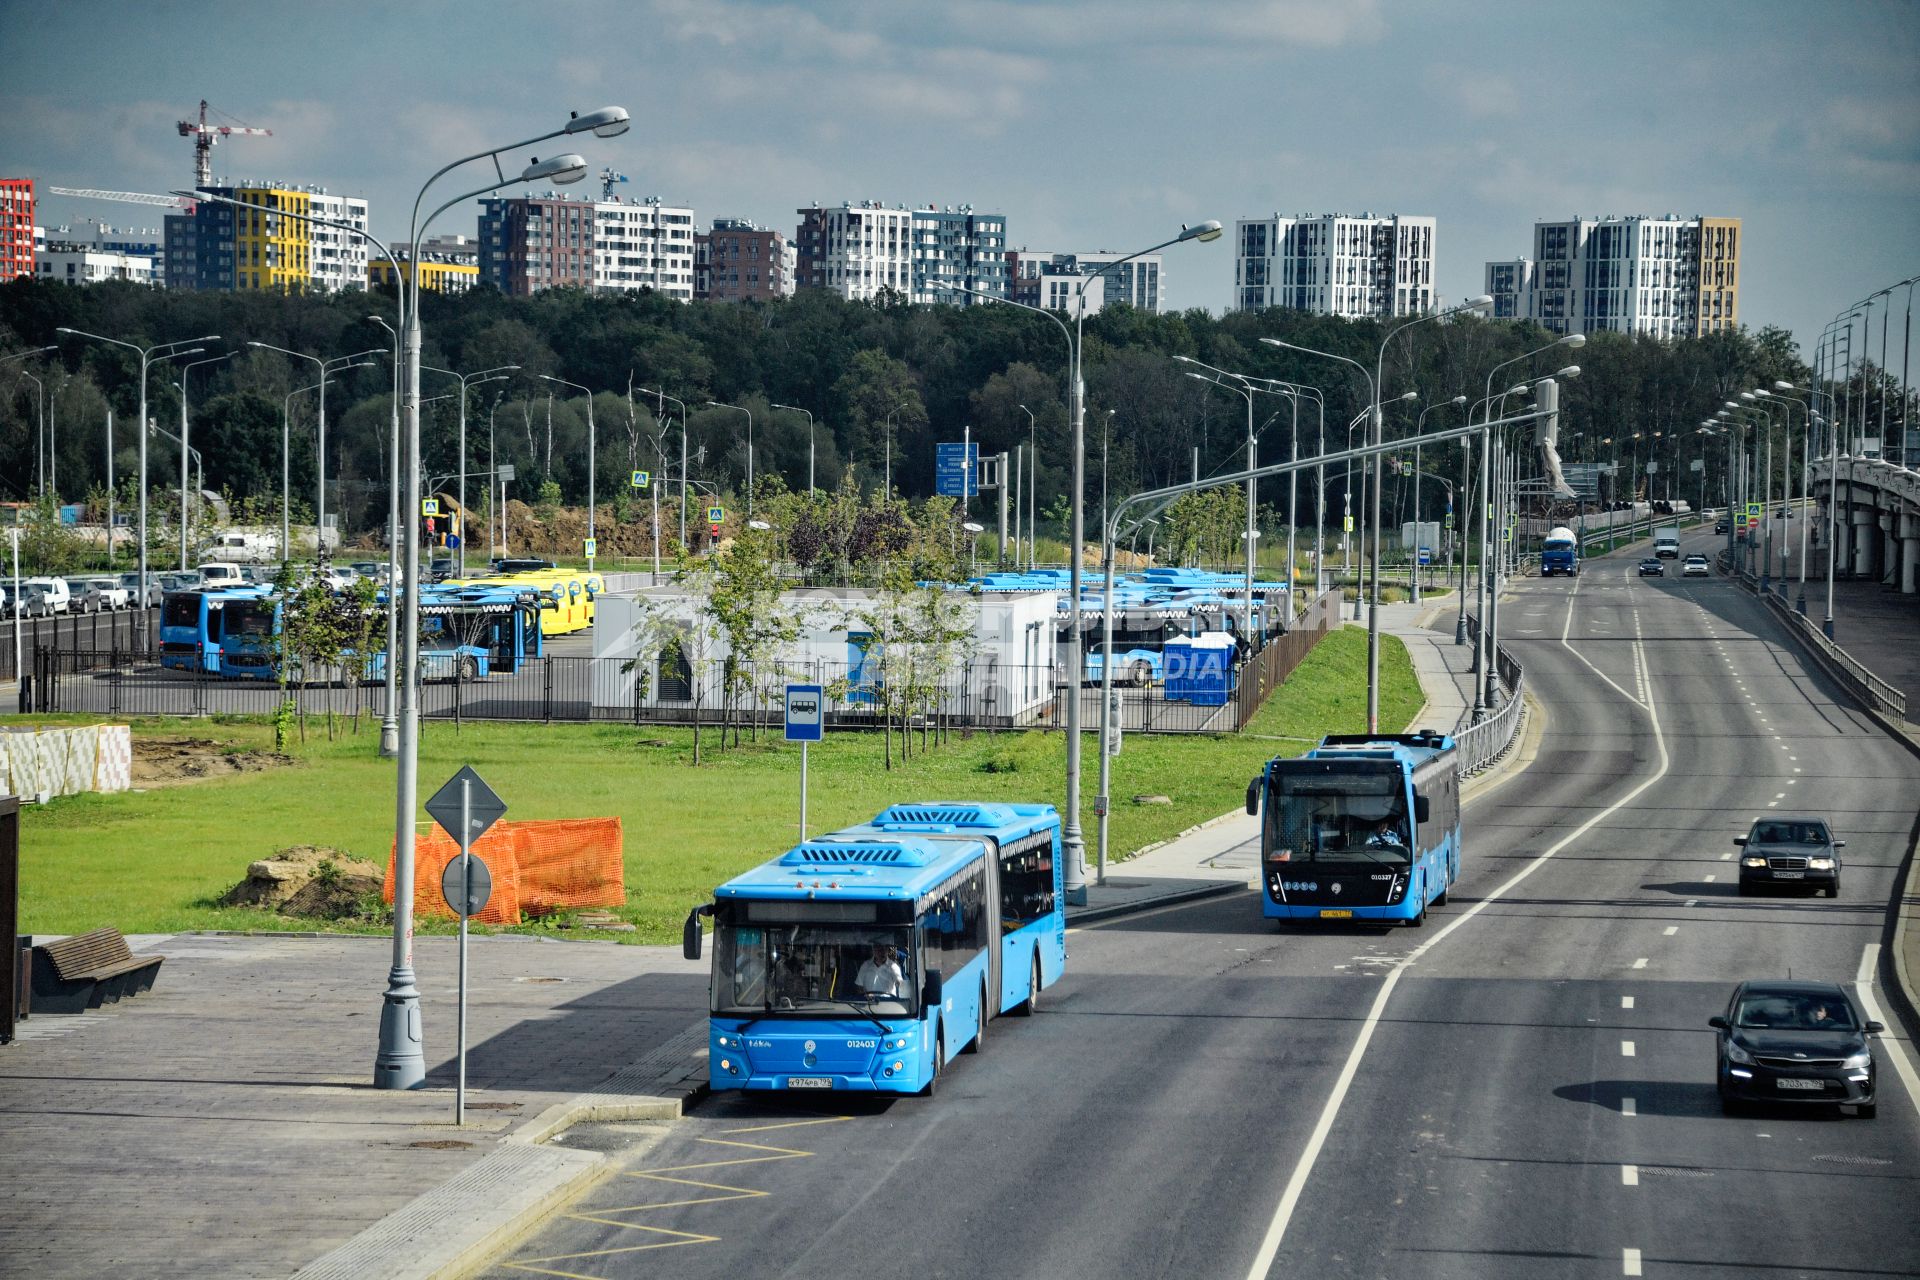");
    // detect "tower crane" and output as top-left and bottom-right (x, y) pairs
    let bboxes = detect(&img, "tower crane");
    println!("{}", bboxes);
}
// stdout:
(600, 167), (628, 200)
(48, 187), (193, 210)
(177, 100), (272, 188)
